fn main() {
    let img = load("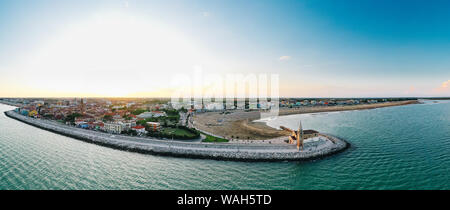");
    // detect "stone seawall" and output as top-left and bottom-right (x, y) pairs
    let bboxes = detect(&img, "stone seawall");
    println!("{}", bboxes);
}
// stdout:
(4, 110), (349, 161)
